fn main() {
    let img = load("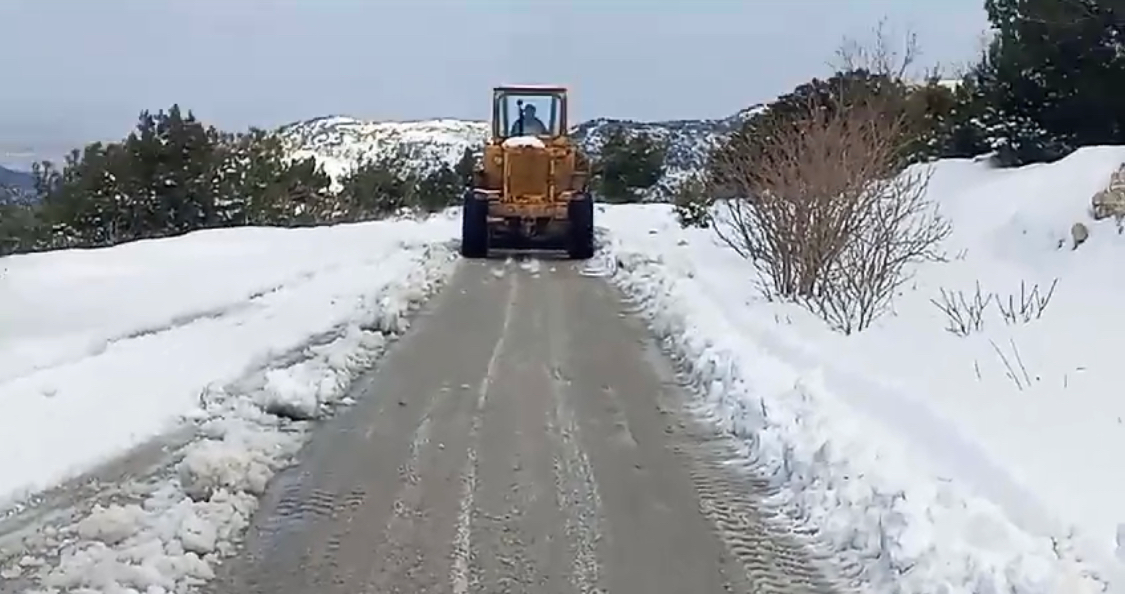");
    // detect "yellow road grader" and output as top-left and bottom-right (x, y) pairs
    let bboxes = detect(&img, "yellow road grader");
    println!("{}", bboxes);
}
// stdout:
(460, 85), (595, 259)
